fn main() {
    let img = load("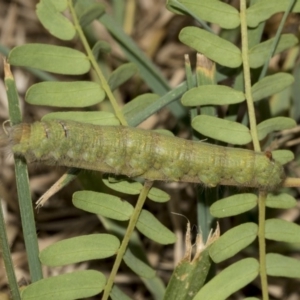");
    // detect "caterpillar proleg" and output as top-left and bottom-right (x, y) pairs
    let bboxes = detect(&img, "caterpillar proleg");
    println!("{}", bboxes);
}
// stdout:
(6, 120), (285, 190)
